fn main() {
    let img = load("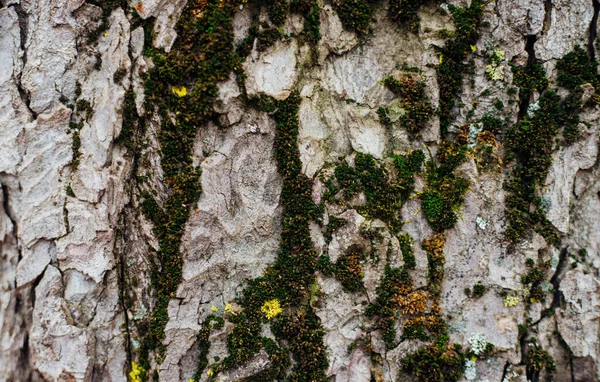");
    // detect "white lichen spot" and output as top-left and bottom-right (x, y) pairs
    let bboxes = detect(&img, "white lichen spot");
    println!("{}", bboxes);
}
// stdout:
(468, 122), (483, 148)
(476, 215), (488, 230)
(468, 333), (488, 355)
(465, 359), (477, 380)
(527, 101), (540, 116)
(133, 303), (148, 321)
(502, 367), (519, 382)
